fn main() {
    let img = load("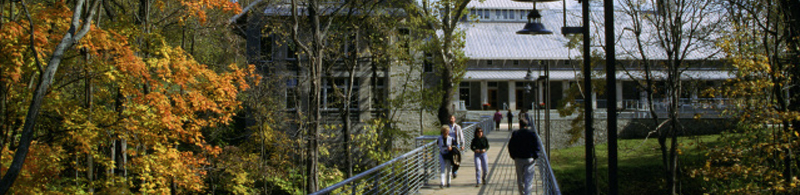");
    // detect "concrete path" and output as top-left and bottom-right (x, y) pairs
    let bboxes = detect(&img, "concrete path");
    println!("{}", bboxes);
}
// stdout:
(419, 123), (545, 195)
